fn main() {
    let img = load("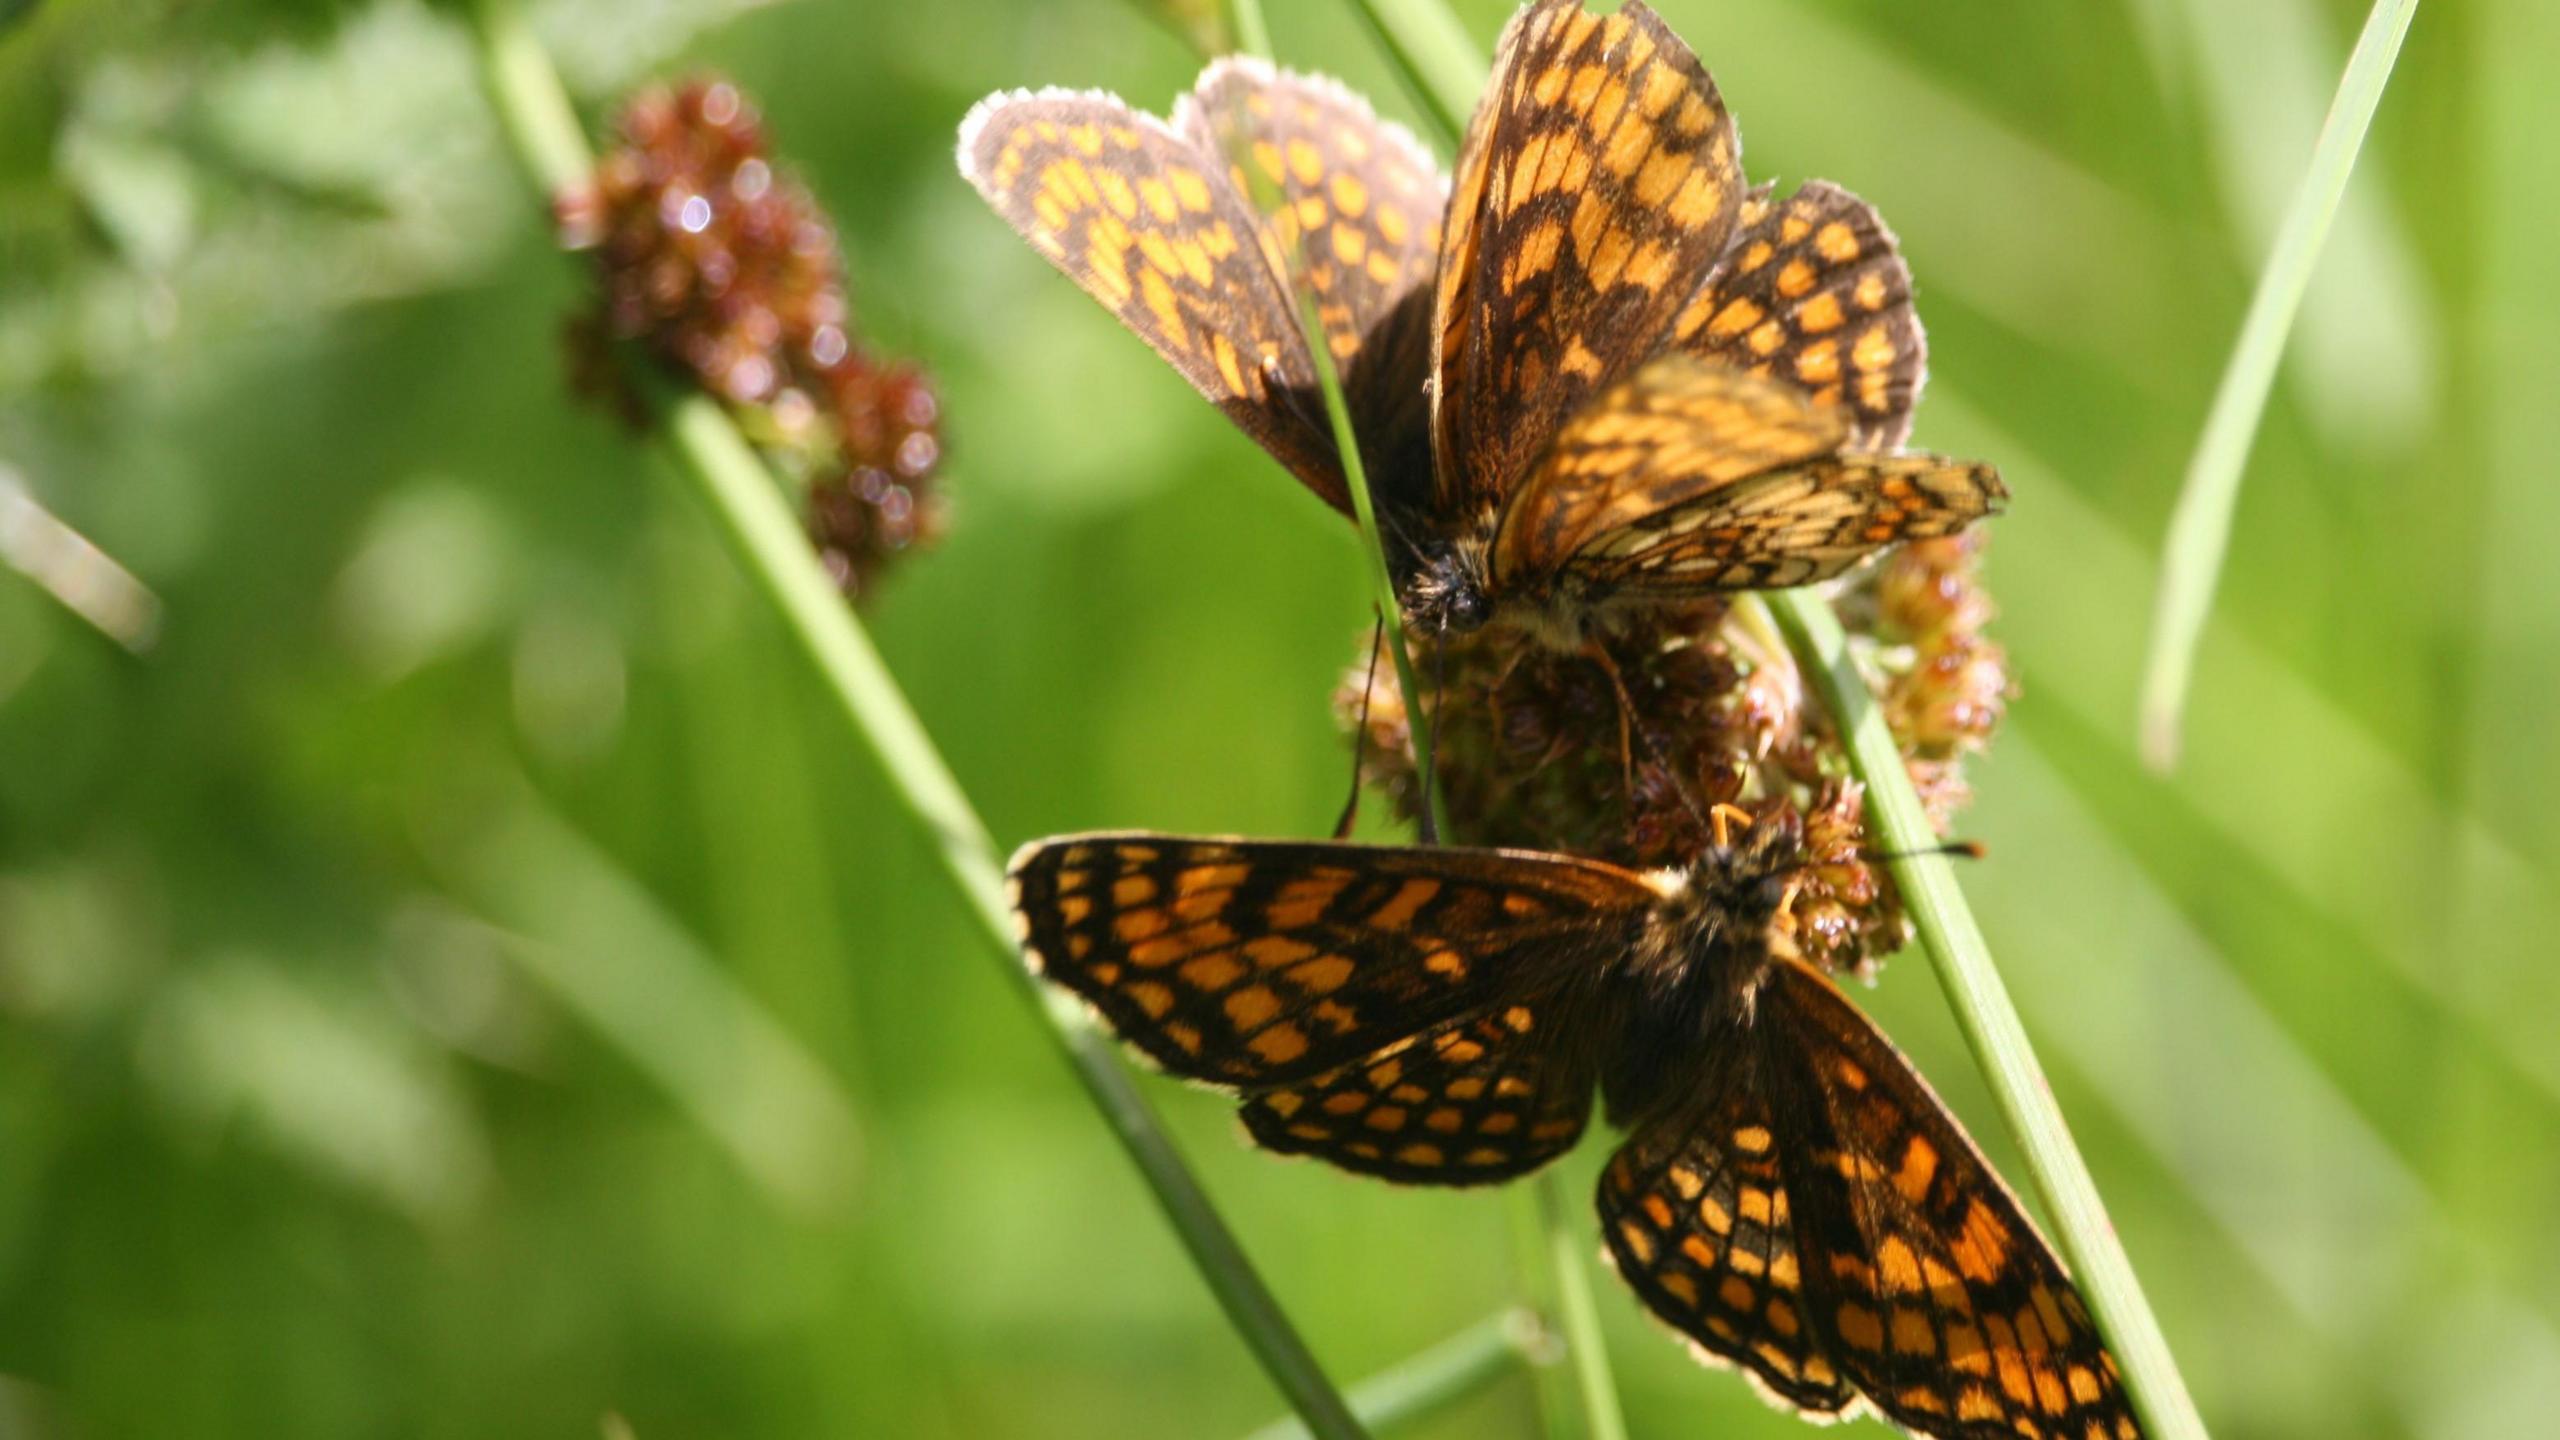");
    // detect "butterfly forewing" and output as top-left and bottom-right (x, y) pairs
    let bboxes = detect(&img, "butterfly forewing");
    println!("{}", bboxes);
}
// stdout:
(1008, 834), (1654, 1089)
(1242, 1002), (1597, 1185)
(1765, 959), (2142, 1440)
(1671, 182), (1928, 449)
(958, 86), (1347, 512)
(1598, 1073), (1859, 1416)
(1432, 0), (1747, 514)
